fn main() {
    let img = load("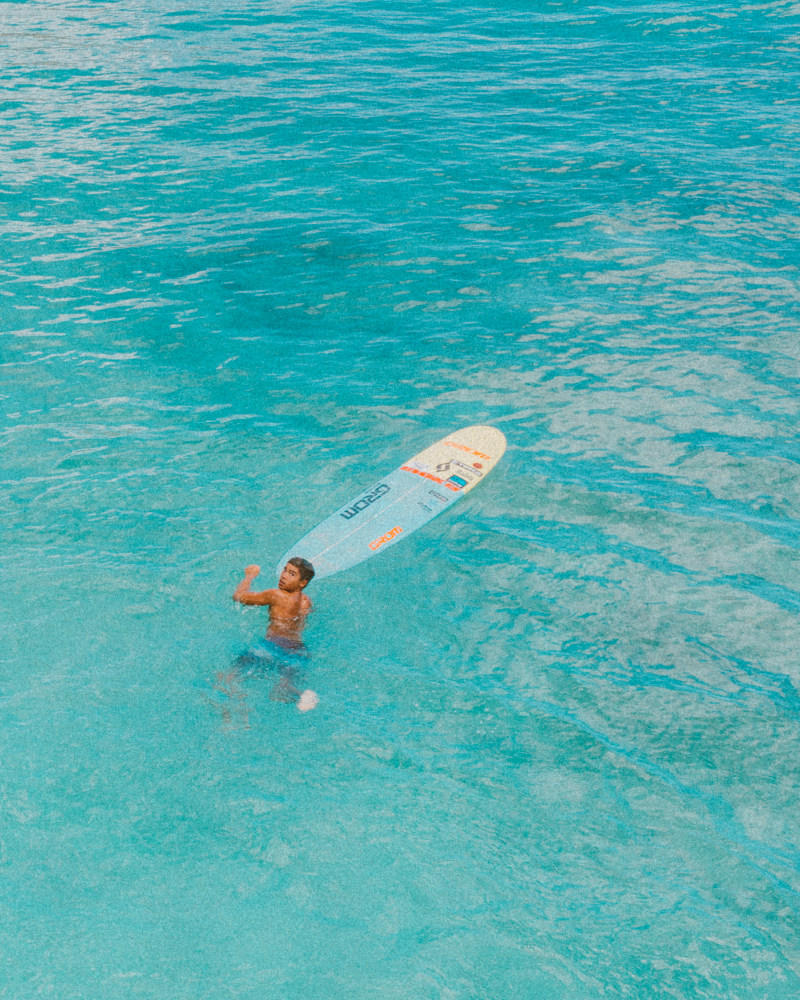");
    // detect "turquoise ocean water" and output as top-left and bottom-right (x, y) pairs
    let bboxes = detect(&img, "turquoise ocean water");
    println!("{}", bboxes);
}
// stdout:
(2, 2), (799, 997)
